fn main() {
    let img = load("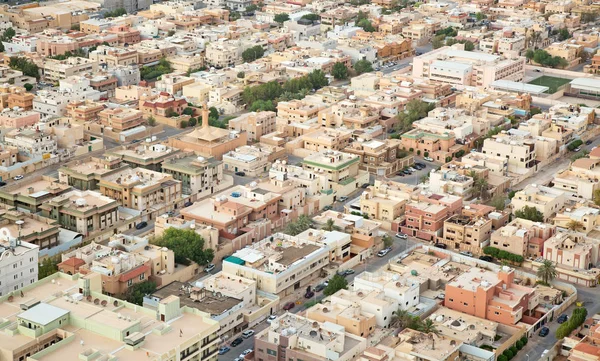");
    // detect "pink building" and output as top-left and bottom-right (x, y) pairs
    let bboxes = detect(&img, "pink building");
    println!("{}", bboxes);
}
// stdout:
(0, 110), (40, 128)
(445, 267), (539, 325)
